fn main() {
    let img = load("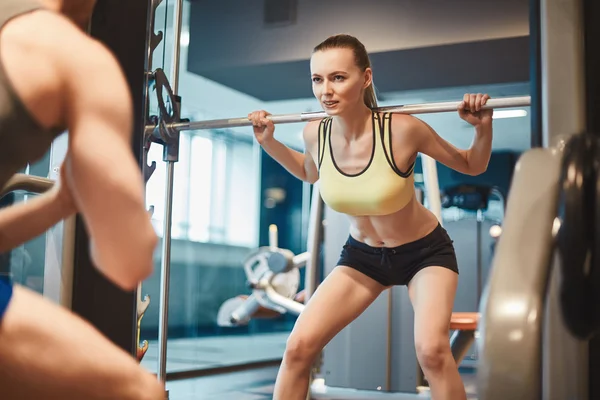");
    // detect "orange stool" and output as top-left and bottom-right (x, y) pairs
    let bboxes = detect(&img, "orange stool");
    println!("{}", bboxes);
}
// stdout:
(449, 312), (479, 362)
